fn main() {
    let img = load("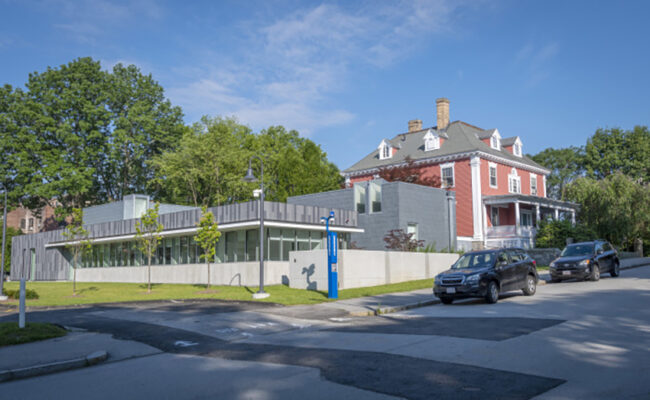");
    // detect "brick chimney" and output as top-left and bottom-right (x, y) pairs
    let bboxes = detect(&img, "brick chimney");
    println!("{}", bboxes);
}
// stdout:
(436, 98), (450, 130)
(408, 119), (422, 132)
